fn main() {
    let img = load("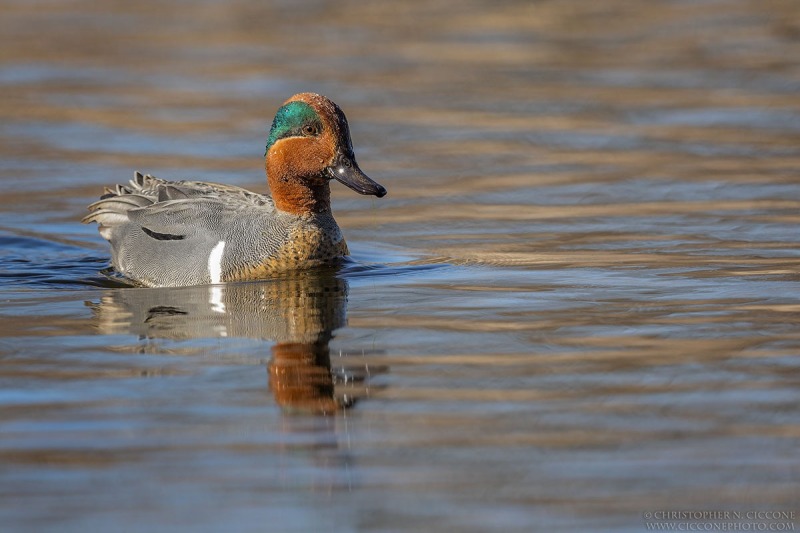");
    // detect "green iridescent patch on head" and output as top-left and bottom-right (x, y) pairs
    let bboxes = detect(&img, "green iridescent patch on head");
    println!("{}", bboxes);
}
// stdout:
(265, 101), (322, 155)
